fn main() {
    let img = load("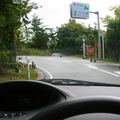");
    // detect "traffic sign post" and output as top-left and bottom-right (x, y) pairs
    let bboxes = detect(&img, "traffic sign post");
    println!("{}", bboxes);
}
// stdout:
(71, 2), (89, 19)
(89, 11), (101, 59)
(97, 11), (101, 59)
(100, 32), (105, 60)
(82, 36), (86, 59)
(70, 2), (101, 59)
